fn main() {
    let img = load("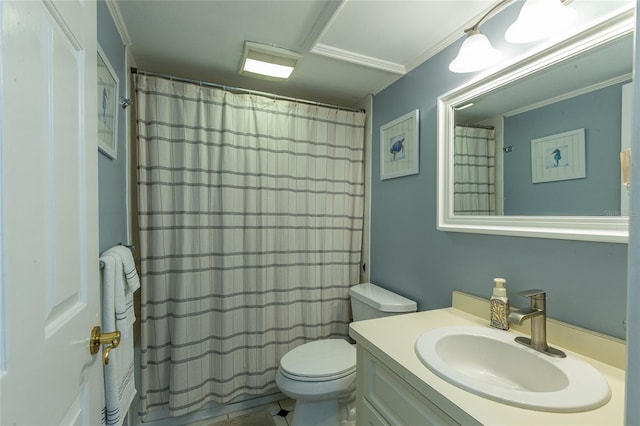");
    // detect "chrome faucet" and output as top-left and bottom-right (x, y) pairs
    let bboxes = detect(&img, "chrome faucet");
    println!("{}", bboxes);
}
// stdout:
(508, 289), (566, 358)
